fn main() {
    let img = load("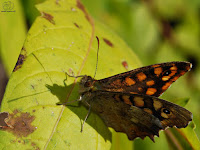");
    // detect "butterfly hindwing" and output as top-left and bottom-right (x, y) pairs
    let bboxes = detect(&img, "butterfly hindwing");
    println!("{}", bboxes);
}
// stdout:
(97, 61), (192, 97)
(130, 94), (193, 129)
(81, 91), (192, 141)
